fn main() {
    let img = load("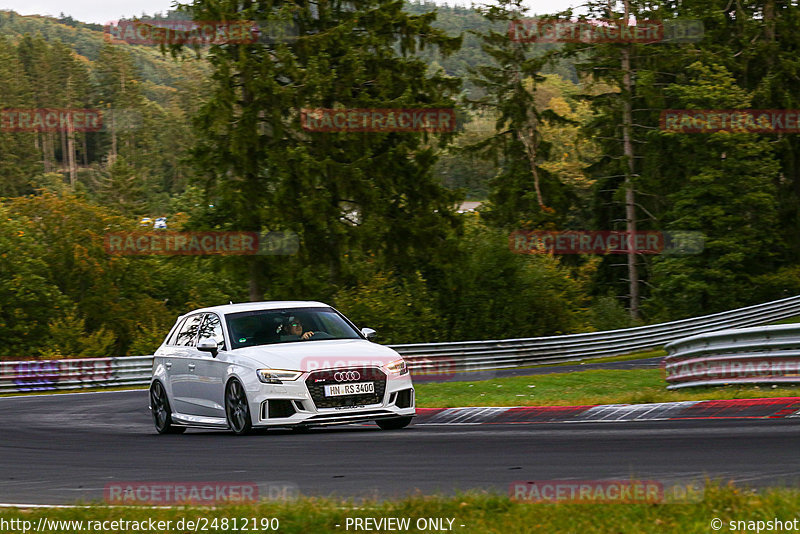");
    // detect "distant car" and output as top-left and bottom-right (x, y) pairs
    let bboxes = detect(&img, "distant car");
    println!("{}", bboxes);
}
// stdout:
(153, 217), (167, 229)
(139, 217), (153, 227)
(149, 301), (415, 435)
